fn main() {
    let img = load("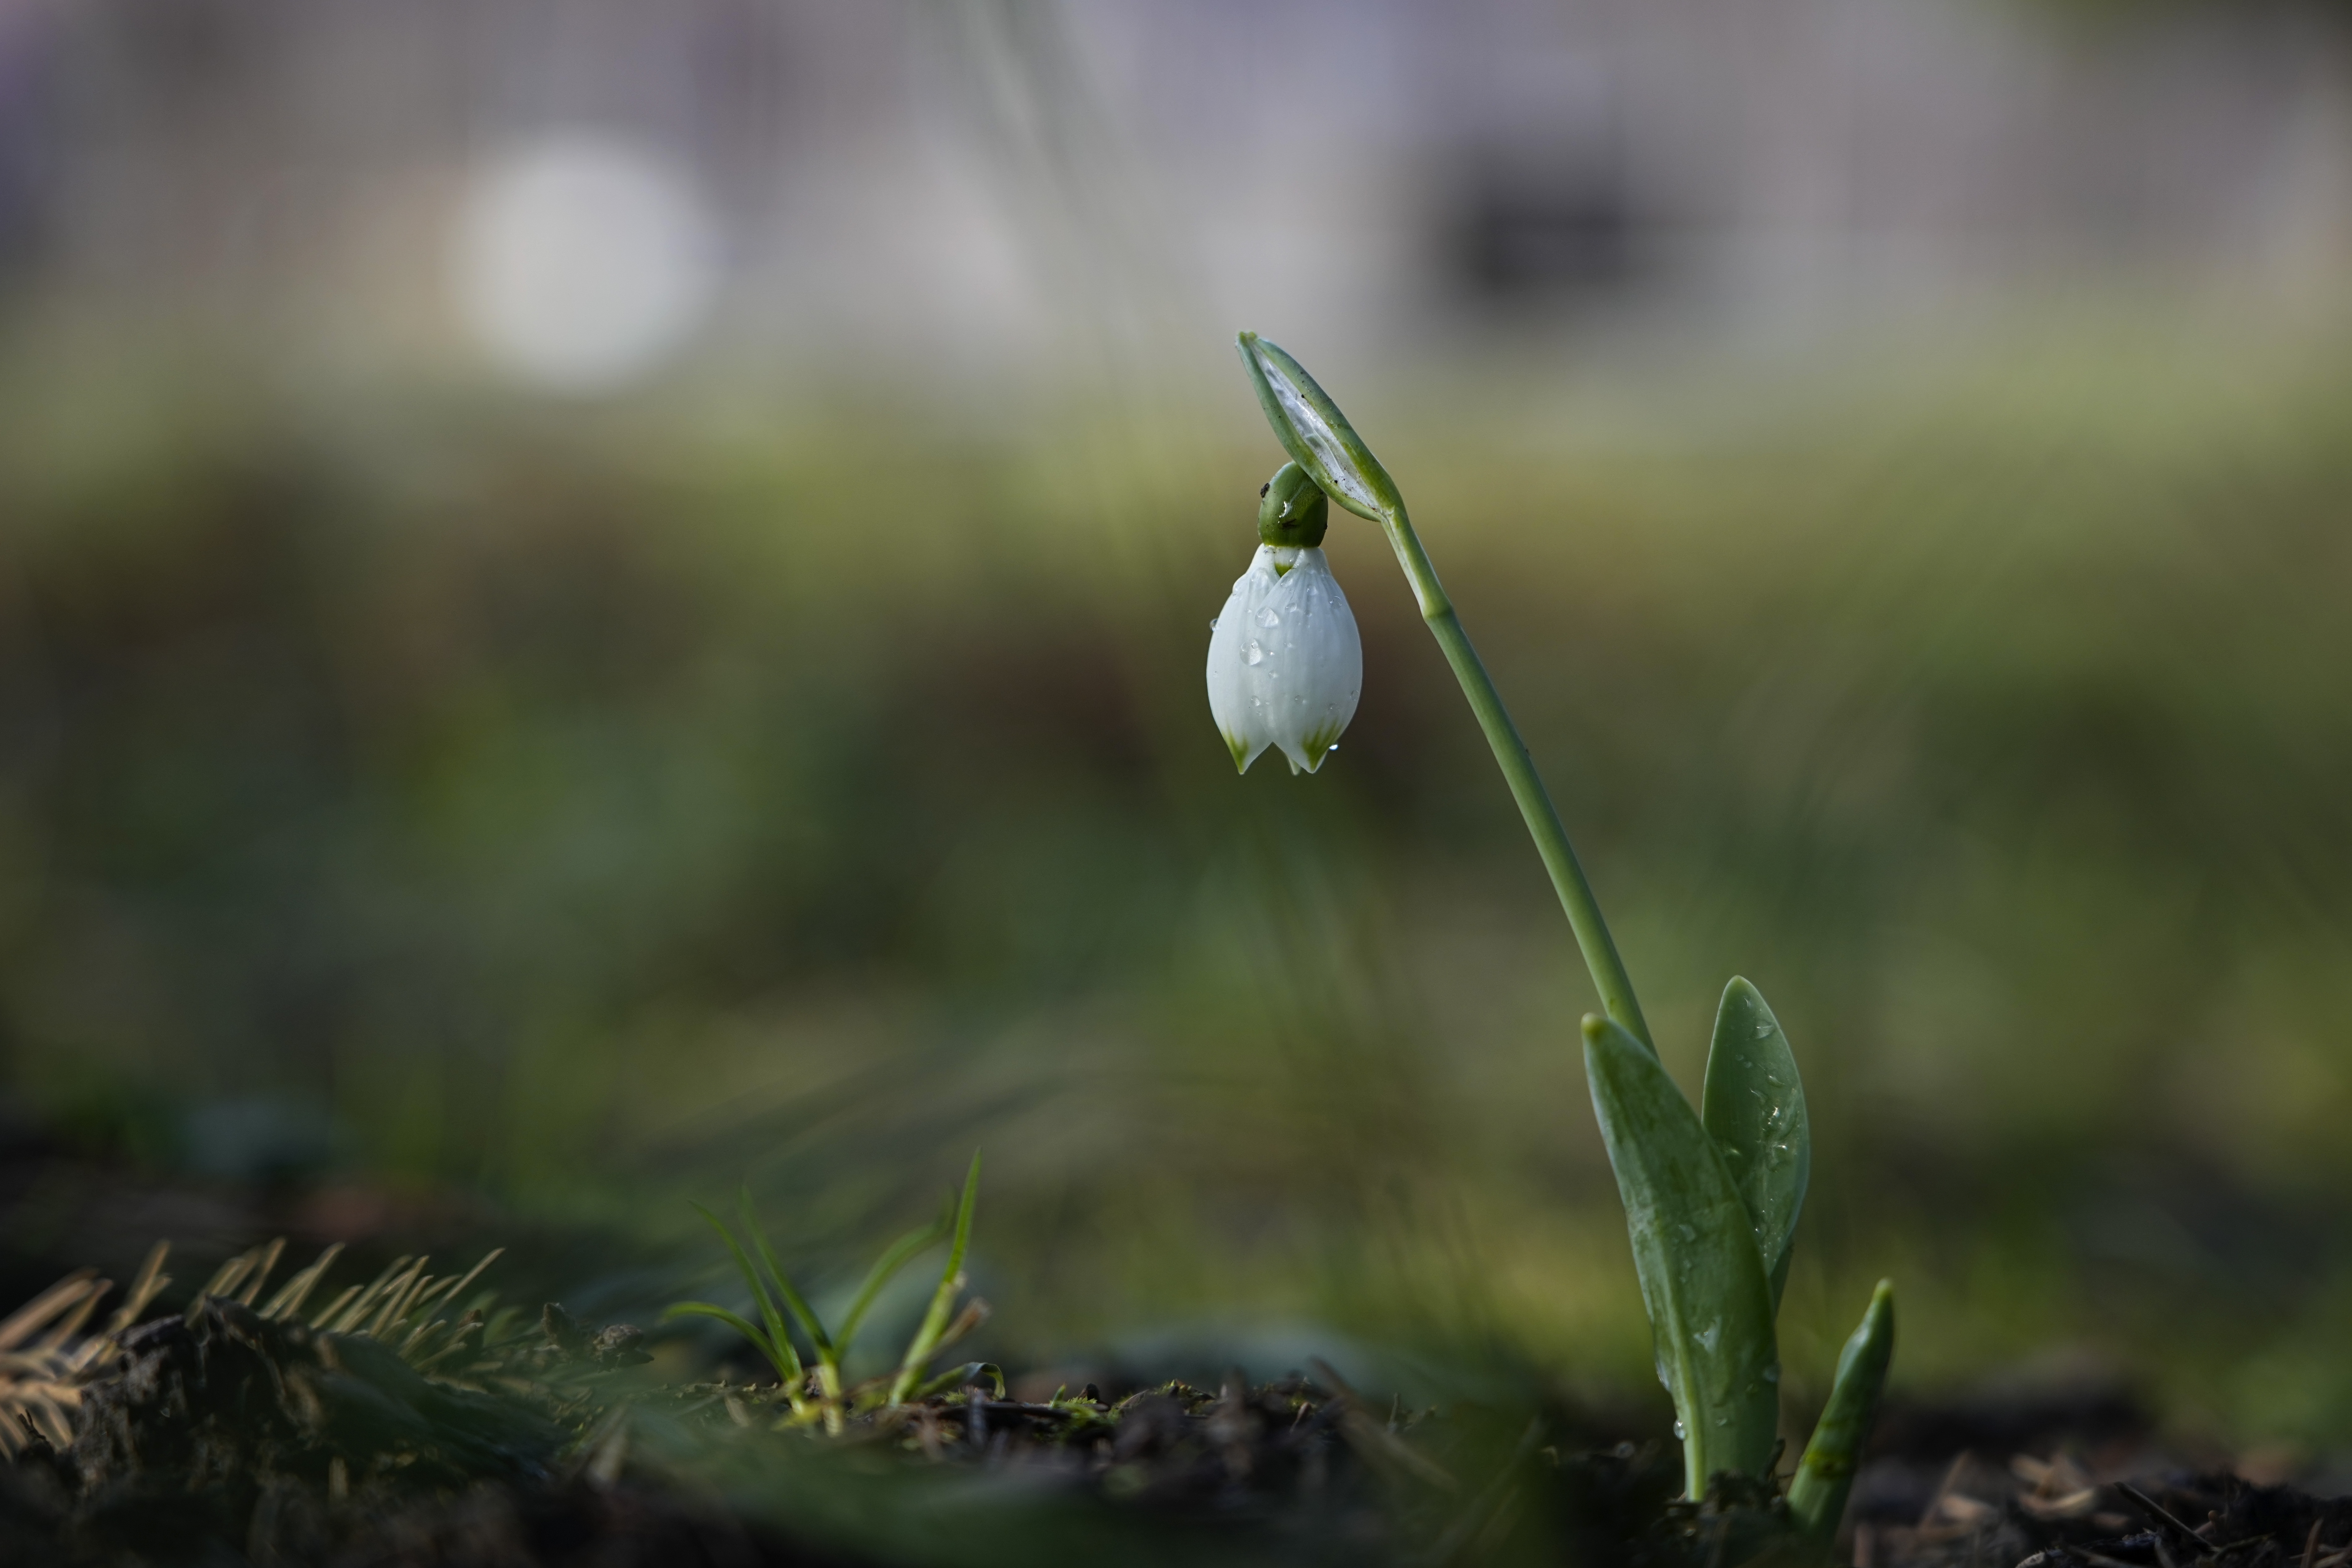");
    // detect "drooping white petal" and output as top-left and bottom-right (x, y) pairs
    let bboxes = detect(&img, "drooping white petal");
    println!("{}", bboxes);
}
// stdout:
(1206, 565), (1270, 771)
(1205, 545), (1362, 775)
